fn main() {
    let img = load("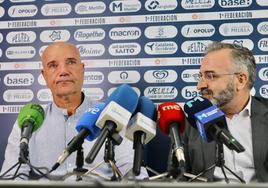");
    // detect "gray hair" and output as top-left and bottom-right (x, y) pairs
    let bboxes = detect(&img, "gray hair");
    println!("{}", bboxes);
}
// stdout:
(205, 42), (256, 89)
